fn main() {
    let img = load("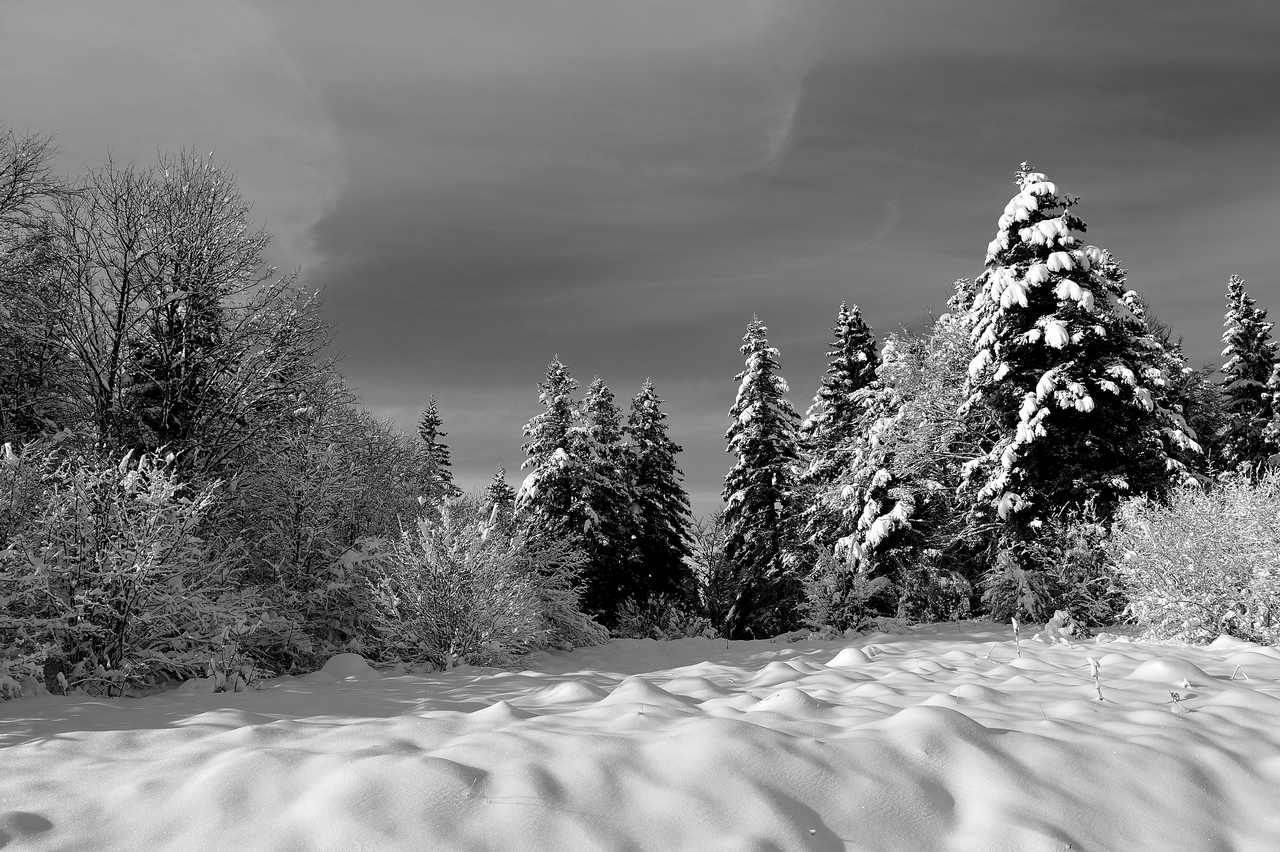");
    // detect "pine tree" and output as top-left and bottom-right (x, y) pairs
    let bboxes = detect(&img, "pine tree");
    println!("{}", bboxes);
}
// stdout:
(625, 379), (695, 604)
(1219, 275), (1278, 471)
(793, 302), (880, 565)
(961, 164), (1200, 526)
(416, 396), (457, 501)
(721, 316), (803, 638)
(516, 357), (581, 543)
(516, 361), (634, 623)
(801, 302), (880, 464)
(482, 467), (517, 533)
(575, 377), (640, 617)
